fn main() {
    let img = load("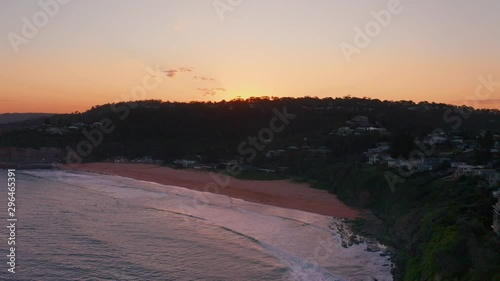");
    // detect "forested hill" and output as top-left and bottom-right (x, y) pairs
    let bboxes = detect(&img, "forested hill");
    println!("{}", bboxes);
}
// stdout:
(1, 97), (498, 162)
(0, 113), (55, 124)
